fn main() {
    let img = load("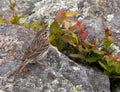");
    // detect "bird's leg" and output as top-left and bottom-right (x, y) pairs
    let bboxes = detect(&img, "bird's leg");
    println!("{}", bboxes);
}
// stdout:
(36, 60), (48, 67)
